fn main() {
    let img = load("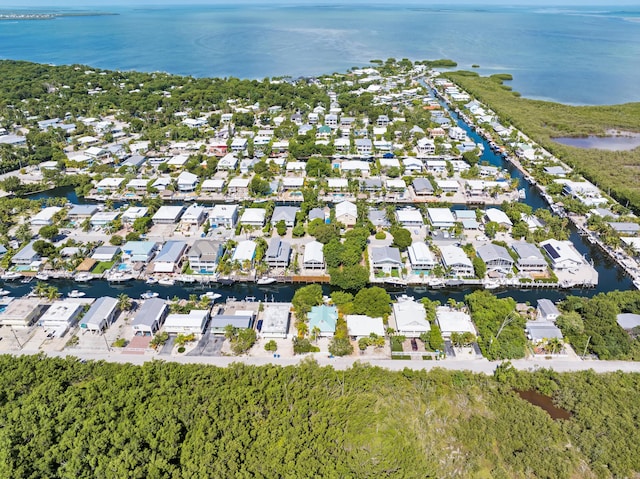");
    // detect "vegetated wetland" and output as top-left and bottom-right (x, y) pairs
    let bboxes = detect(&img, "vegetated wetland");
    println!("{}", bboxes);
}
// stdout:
(0, 355), (639, 478)
(445, 70), (640, 212)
